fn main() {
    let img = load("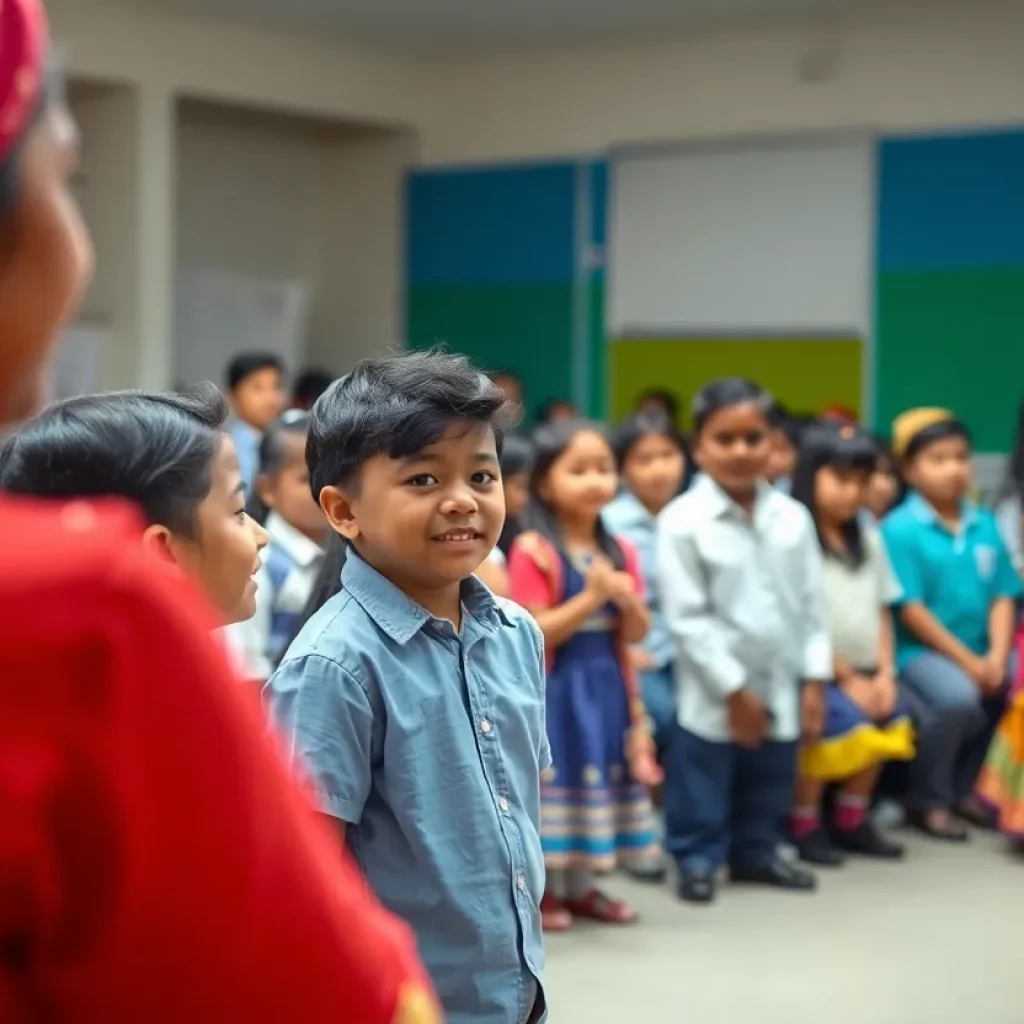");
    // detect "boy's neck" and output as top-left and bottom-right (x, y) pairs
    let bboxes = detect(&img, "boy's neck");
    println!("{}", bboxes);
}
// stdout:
(720, 480), (758, 515)
(403, 579), (463, 629)
(818, 518), (849, 552)
(923, 494), (962, 525)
